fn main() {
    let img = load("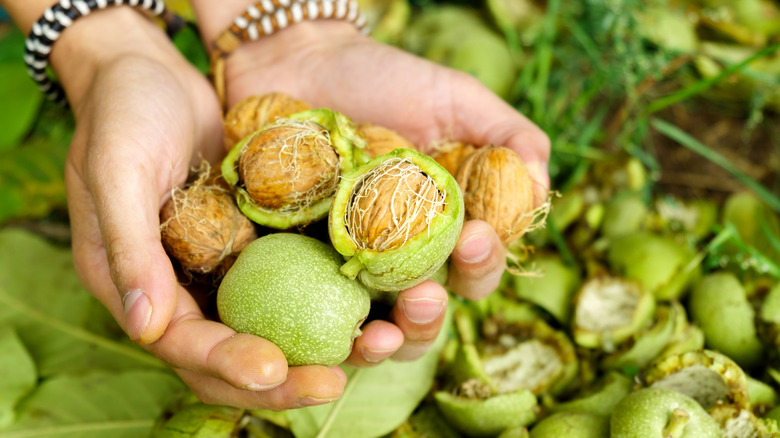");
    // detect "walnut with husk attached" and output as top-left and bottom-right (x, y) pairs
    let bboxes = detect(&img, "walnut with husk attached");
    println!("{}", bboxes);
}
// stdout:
(329, 148), (464, 291)
(222, 108), (369, 230)
(159, 162), (257, 279)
